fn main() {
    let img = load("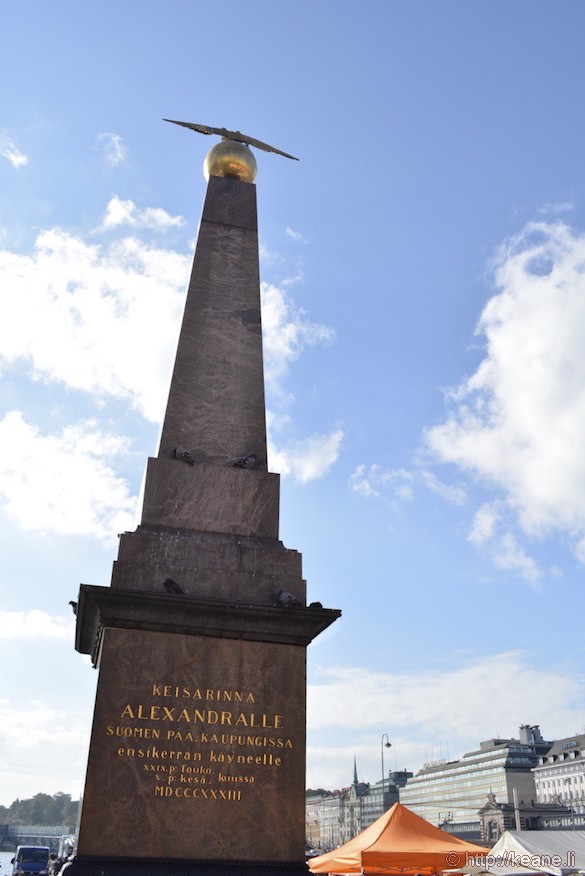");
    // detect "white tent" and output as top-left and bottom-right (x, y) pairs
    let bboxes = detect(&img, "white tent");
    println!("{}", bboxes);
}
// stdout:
(467, 831), (585, 876)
